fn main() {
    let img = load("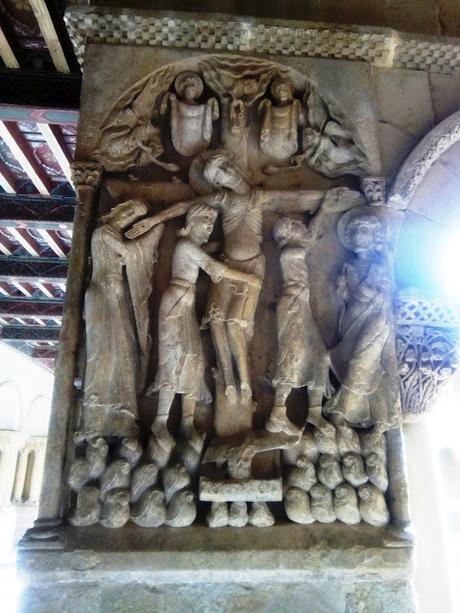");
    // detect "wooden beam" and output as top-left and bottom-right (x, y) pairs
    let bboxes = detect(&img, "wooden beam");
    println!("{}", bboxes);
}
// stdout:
(36, 228), (67, 258)
(1, 324), (60, 341)
(0, 159), (16, 194)
(0, 193), (75, 228)
(0, 121), (52, 195)
(0, 255), (68, 284)
(0, 25), (20, 69)
(30, 0), (70, 74)
(7, 227), (41, 257)
(0, 104), (79, 126)
(0, 298), (63, 318)
(38, 123), (72, 182)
